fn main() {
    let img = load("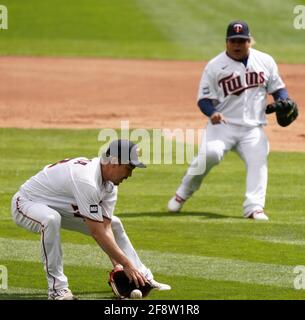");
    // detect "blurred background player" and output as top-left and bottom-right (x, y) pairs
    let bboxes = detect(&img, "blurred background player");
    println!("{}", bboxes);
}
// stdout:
(12, 139), (171, 300)
(168, 20), (294, 221)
